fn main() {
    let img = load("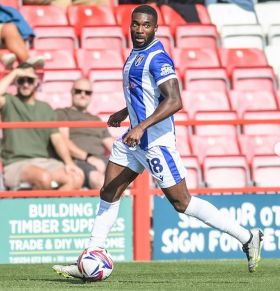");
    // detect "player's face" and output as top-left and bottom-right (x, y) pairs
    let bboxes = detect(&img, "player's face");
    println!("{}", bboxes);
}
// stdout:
(16, 68), (38, 99)
(130, 12), (158, 48)
(71, 79), (92, 111)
